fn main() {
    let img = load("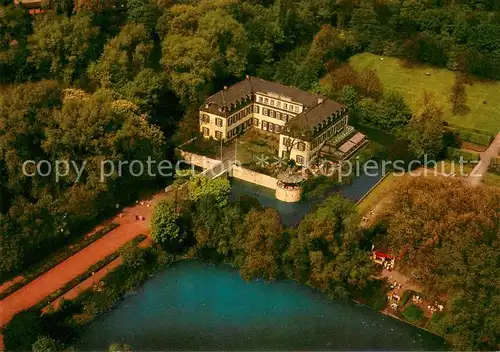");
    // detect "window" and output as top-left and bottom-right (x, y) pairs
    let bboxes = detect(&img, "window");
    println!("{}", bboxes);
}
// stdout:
(275, 125), (281, 133)
(296, 155), (304, 164)
(215, 118), (223, 127)
(295, 106), (300, 113)
(269, 123), (274, 132)
(262, 121), (268, 131)
(283, 138), (290, 147)
(264, 98), (269, 104)
(253, 118), (259, 126)
(228, 129), (233, 138)
(282, 151), (288, 158)
(228, 116), (233, 125)
(284, 103), (288, 110)
(276, 112), (281, 120)
(215, 131), (222, 140)
(277, 101), (281, 108)
(270, 99), (275, 106)
(254, 105), (260, 114)
(263, 108), (268, 116)
(202, 127), (210, 136)
(289, 105), (294, 111)
(200, 114), (210, 123)
(259, 96), (263, 103)
(297, 142), (306, 151)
